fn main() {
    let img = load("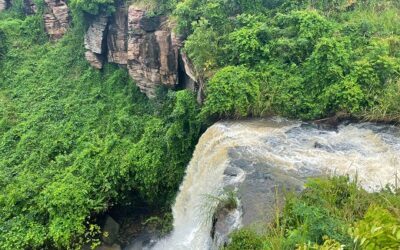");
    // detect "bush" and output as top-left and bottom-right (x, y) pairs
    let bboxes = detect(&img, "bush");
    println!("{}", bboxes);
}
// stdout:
(201, 66), (260, 118)
(225, 229), (264, 250)
(225, 177), (400, 249)
(350, 206), (400, 249)
(69, 0), (116, 15)
(179, 0), (400, 121)
(0, 12), (201, 249)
